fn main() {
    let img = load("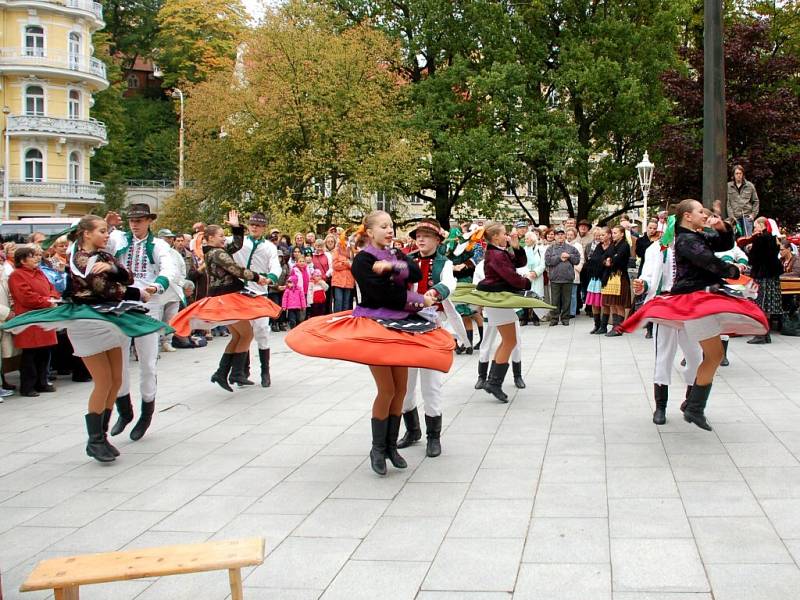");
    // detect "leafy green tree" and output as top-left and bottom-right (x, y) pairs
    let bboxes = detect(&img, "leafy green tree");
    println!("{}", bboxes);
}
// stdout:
(103, 0), (165, 69)
(153, 0), (249, 88)
(184, 2), (424, 226)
